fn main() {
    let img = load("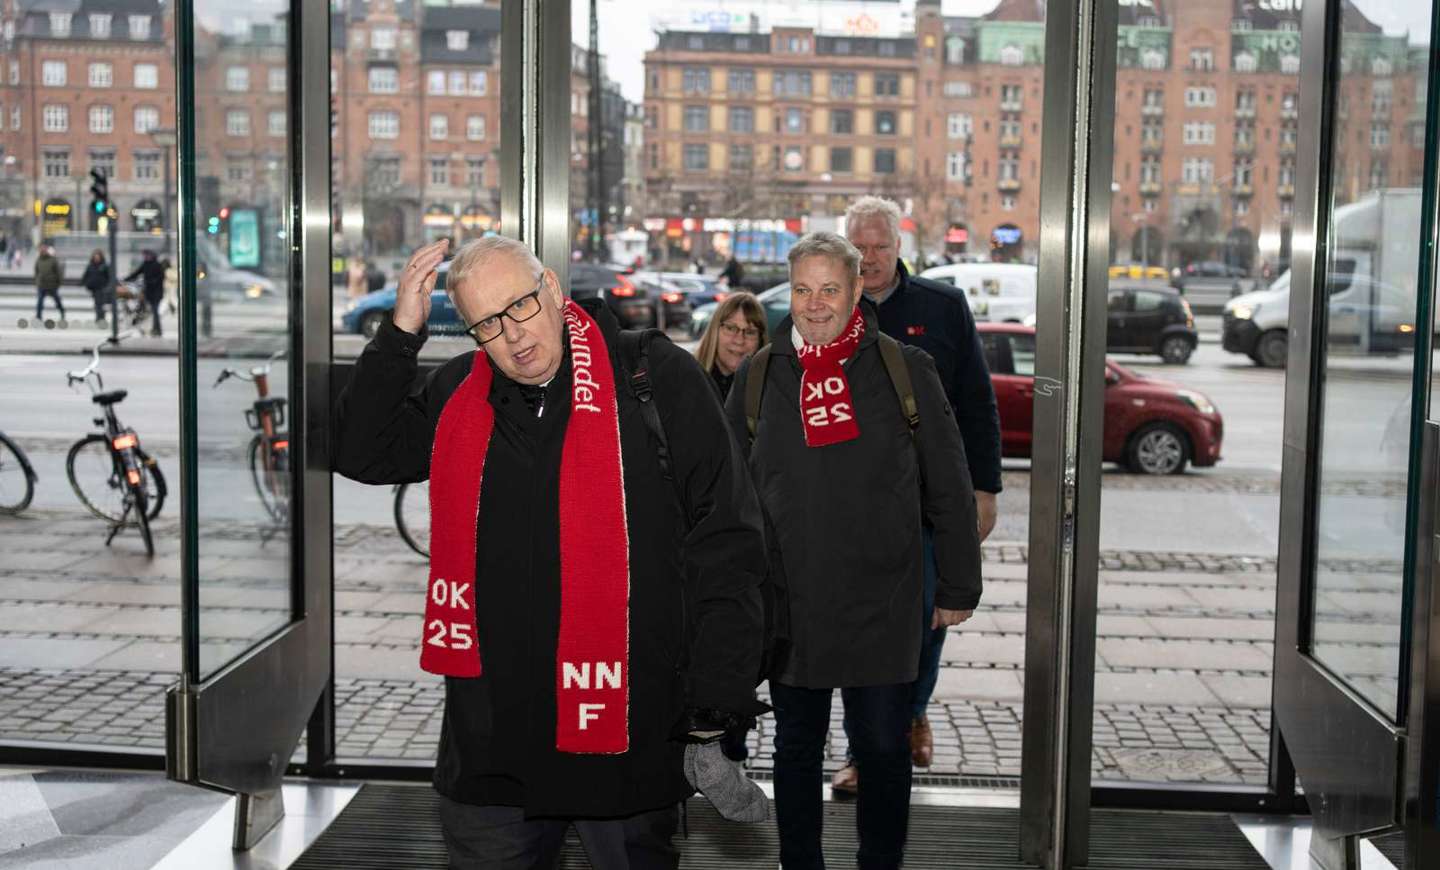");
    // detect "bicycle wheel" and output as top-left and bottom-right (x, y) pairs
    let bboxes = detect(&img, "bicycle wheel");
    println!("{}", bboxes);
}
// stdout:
(131, 485), (155, 557)
(394, 481), (430, 558)
(247, 435), (290, 523)
(0, 432), (35, 515)
(68, 435), (127, 522)
(138, 450), (165, 520)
